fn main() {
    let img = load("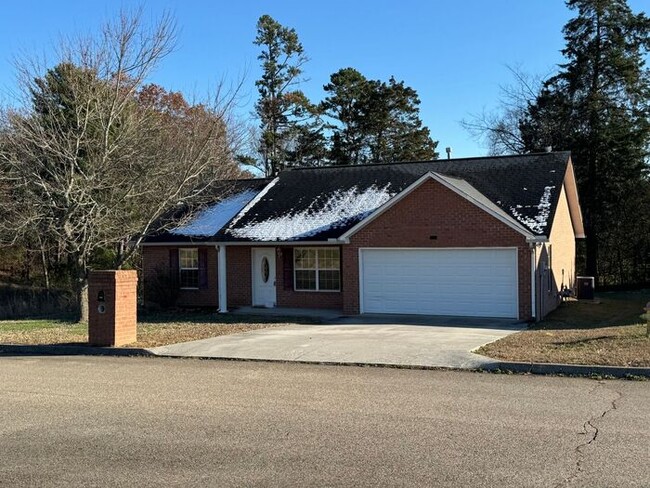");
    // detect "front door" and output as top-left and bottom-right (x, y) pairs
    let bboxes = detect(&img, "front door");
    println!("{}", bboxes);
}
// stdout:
(252, 248), (276, 307)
